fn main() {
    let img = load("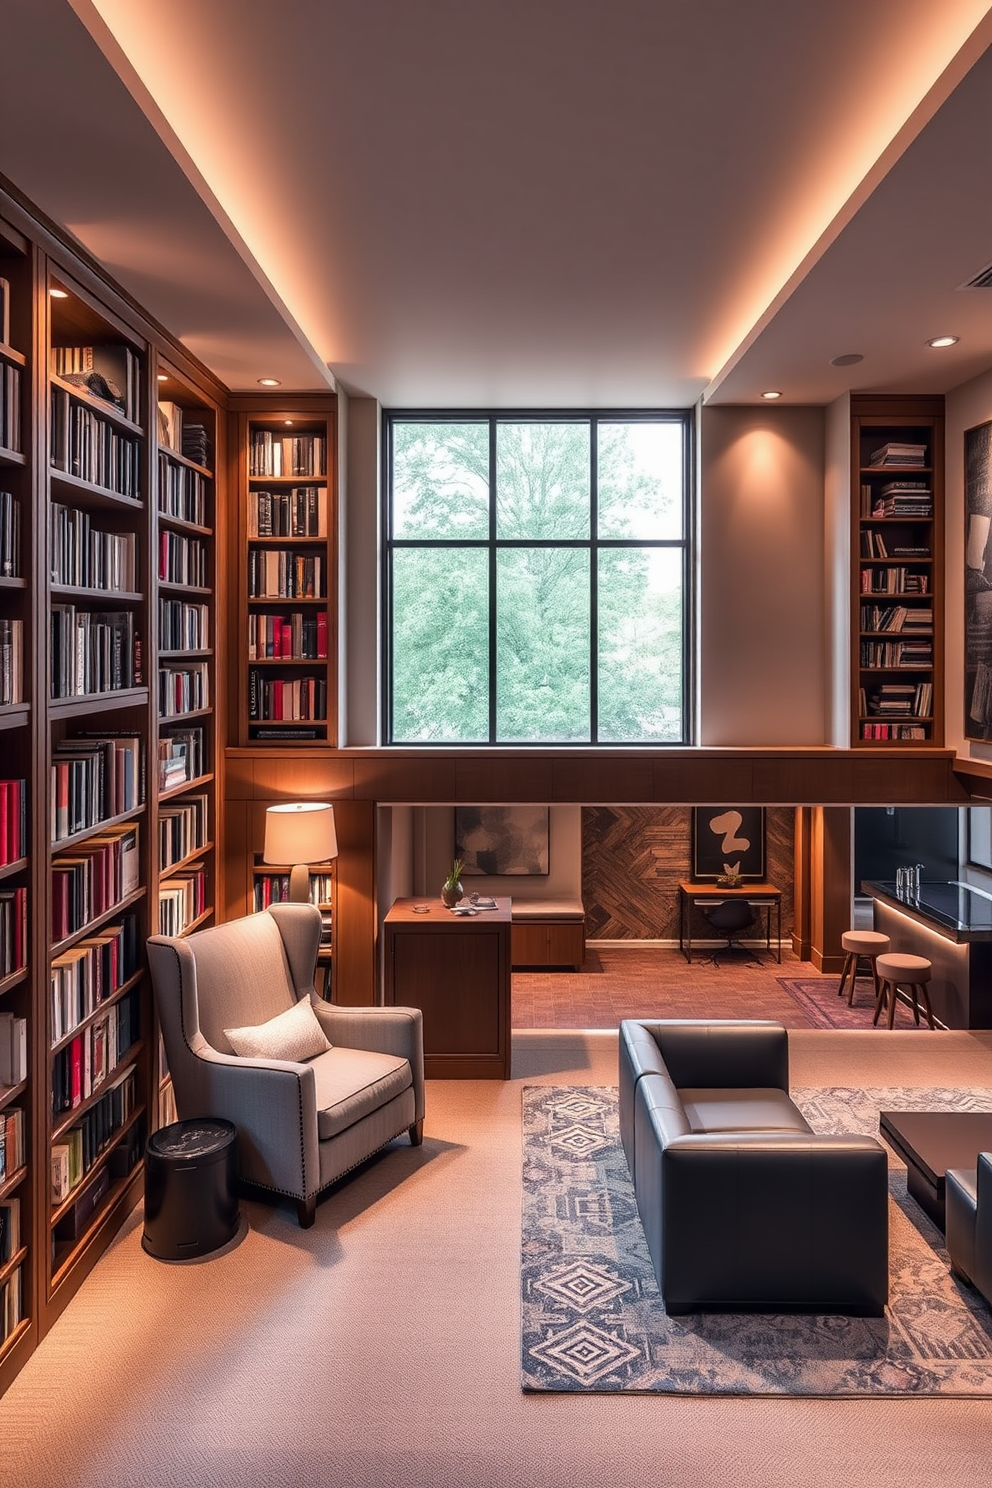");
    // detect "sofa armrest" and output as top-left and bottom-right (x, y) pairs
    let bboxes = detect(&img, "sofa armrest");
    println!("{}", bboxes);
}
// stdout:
(311, 1004), (425, 1120)
(656, 1133), (888, 1313)
(647, 1020), (790, 1091)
